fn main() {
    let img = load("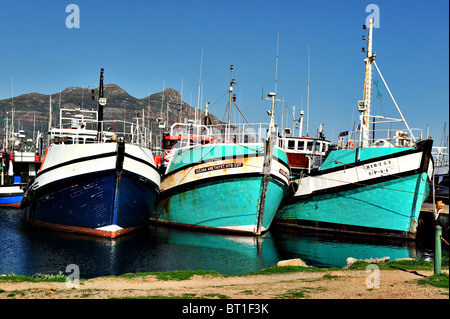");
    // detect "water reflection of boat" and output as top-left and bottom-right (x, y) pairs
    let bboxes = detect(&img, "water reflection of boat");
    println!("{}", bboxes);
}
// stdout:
(269, 226), (418, 268)
(16, 221), (282, 277)
(4, 209), (422, 278)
